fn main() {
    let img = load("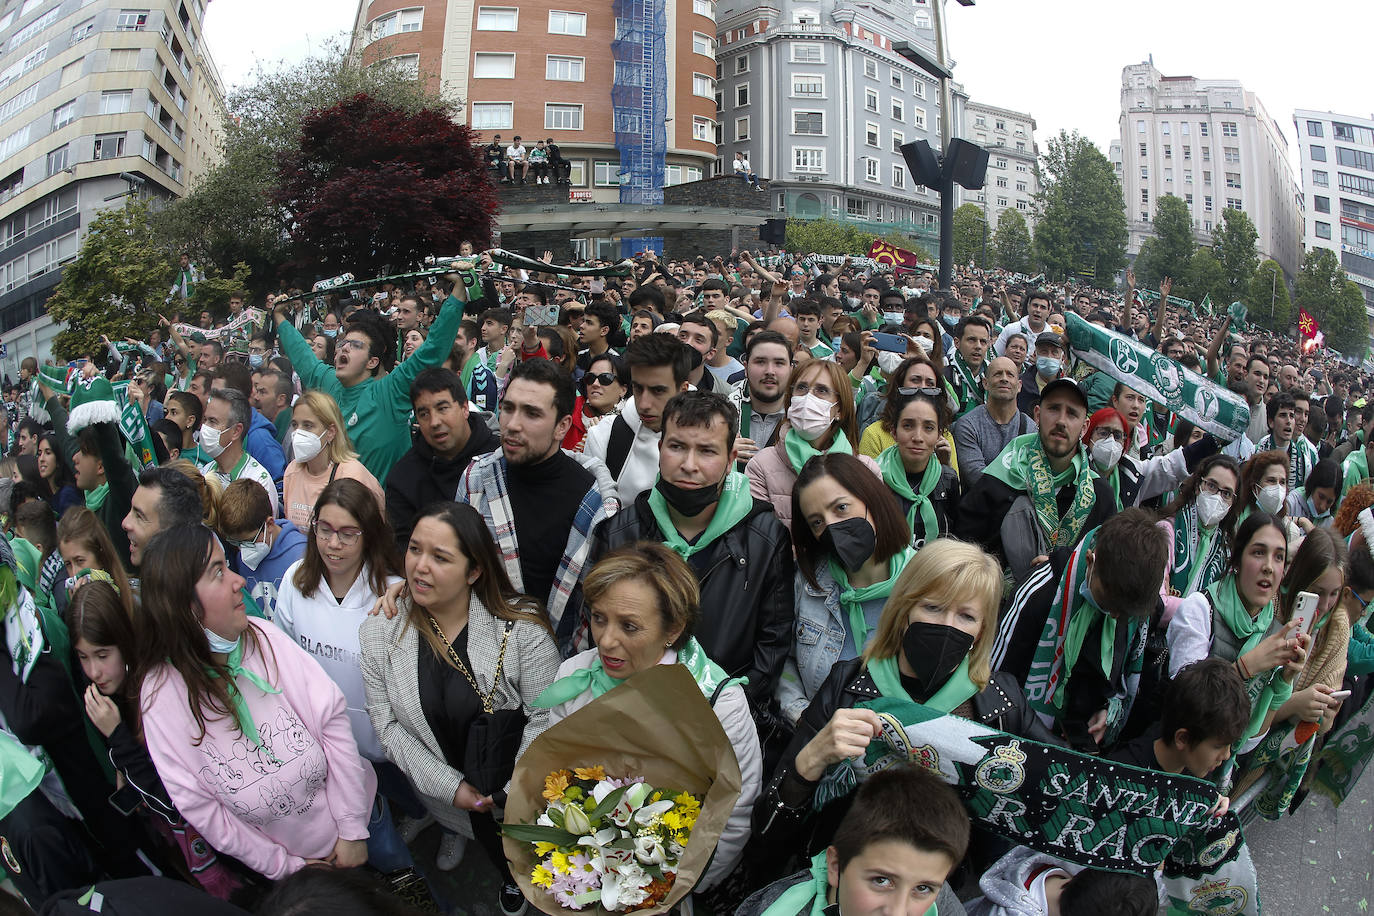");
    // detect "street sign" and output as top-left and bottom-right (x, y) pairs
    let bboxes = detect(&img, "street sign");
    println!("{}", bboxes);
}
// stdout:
(569, 190), (593, 203)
